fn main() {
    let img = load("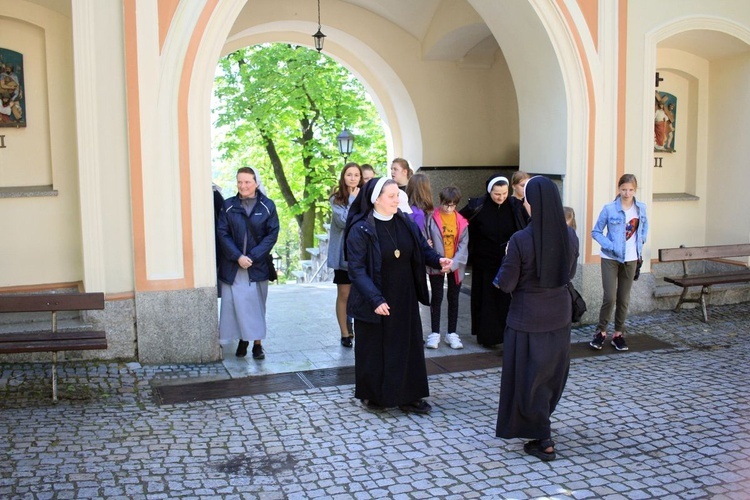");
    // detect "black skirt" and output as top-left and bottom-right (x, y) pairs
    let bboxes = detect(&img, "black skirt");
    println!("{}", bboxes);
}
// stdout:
(495, 325), (571, 440)
(353, 217), (429, 407)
